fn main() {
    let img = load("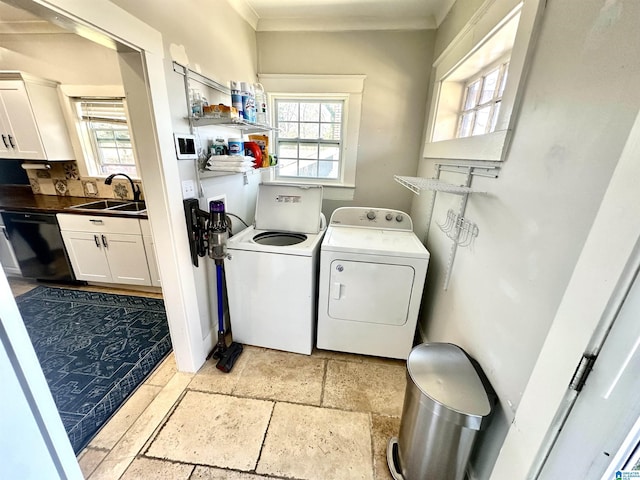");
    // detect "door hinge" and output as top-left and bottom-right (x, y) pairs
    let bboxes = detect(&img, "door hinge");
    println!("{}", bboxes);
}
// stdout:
(569, 354), (597, 392)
